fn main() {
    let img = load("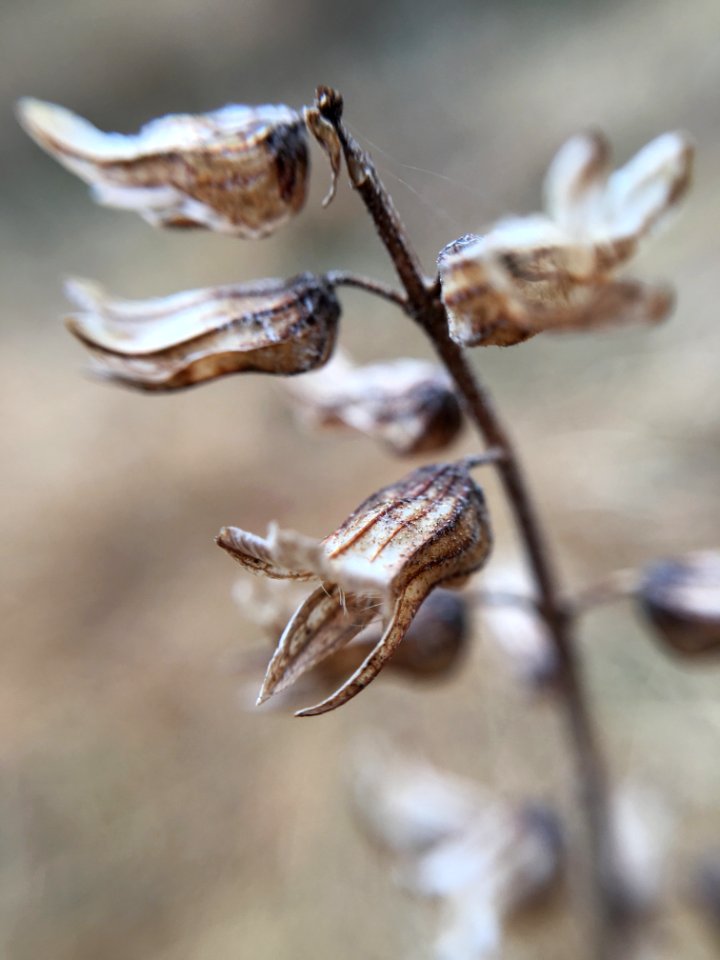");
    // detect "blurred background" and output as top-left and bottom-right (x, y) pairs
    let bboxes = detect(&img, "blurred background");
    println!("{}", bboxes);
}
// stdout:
(2, 0), (720, 957)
